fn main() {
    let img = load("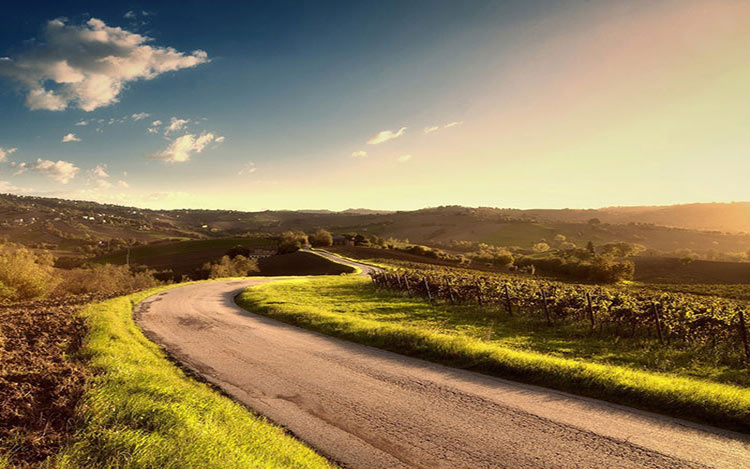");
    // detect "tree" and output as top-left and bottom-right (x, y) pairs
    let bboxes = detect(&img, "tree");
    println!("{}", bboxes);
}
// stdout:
(277, 231), (309, 254)
(309, 229), (333, 247)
